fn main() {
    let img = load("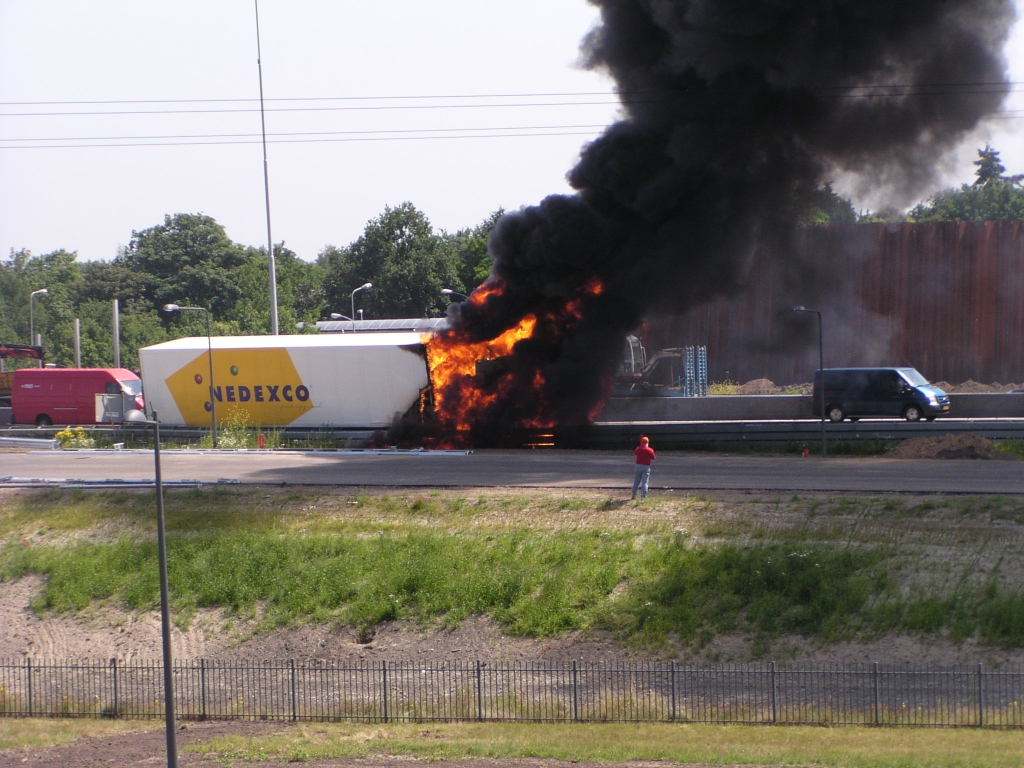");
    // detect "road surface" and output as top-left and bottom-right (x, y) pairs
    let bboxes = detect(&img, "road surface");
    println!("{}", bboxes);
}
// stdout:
(1, 449), (1022, 494)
